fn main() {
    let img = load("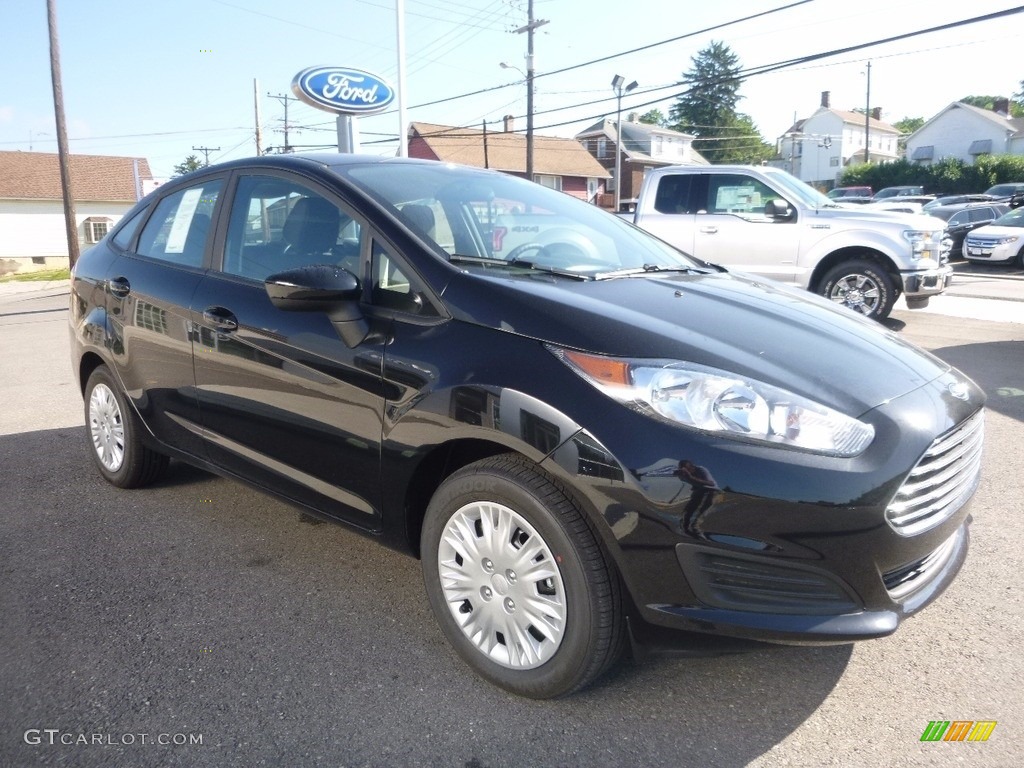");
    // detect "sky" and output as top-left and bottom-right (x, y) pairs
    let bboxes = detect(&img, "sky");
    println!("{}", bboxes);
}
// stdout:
(2, 0), (1024, 179)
